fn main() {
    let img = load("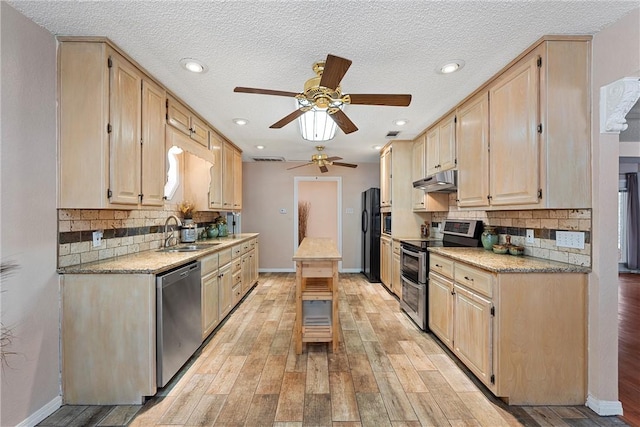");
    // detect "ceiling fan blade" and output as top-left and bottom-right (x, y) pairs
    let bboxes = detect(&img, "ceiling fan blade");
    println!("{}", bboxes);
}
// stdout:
(319, 165), (329, 173)
(348, 94), (412, 106)
(234, 87), (299, 98)
(270, 109), (306, 129)
(333, 161), (358, 168)
(329, 109), (358, 134)
(319, 54), (352, 90)
(287, 162), (313, 170)
(325, 156), (343, 162)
